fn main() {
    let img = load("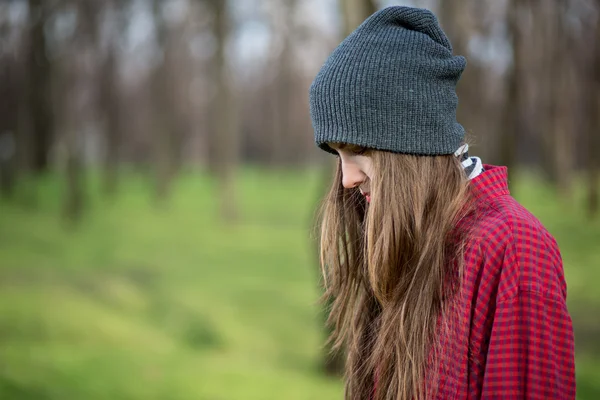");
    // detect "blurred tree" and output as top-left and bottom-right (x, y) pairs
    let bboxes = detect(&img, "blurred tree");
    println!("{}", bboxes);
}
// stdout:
(438, 0), (491, 160)
(150, 0), (196, 204)
(500, 0), (526, 177)
(59, 0), (101, 223)
(587, 7), (600, 217)
(267, 0), (297, 166)
(0, 15), (18, 198)
(200, 1), (220, 176)
(535, 0), (575, 197)
(99, 43), (120, 198)
(340, 0), (377, 36)
(151, 0), (176, 203)
(99, 0), (126, 198)
(208, 0), (239, 221)
(549, 0), (574, 200)
(25, 0), (54, 176)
